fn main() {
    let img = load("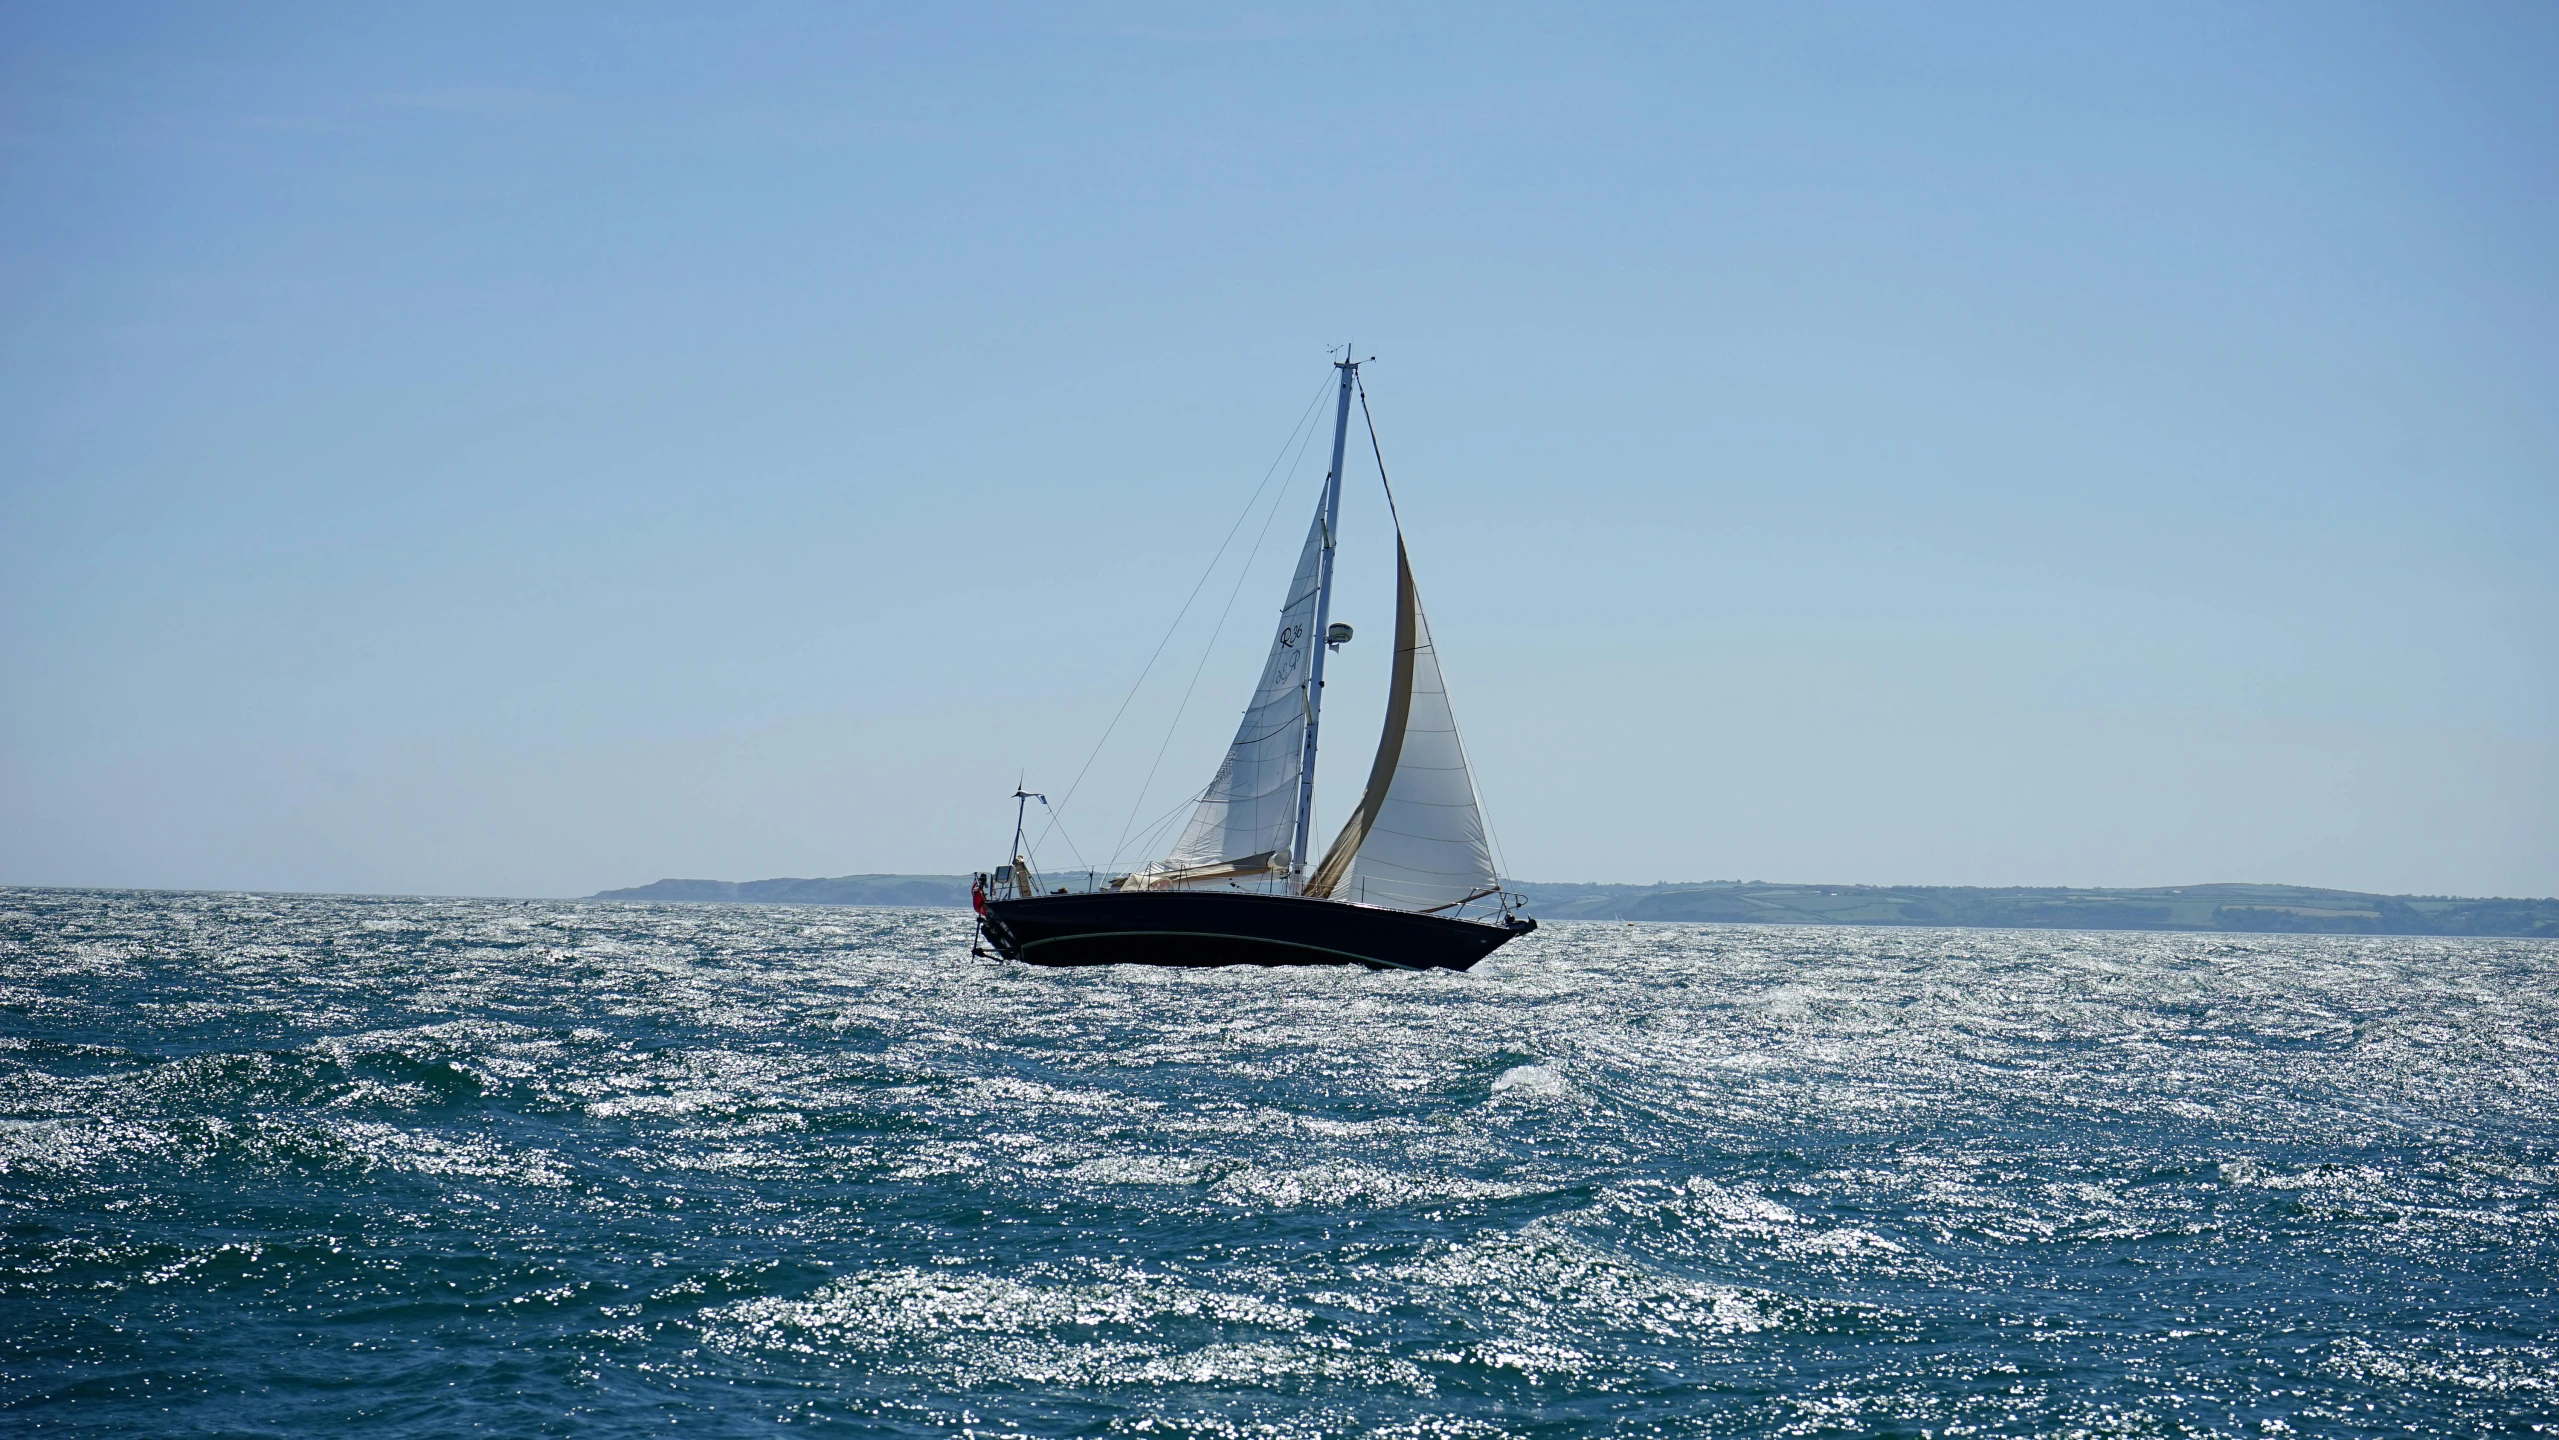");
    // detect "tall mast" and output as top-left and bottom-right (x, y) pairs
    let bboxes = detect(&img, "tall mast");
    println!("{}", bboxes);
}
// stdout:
(1292, 353), (1357, 882)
